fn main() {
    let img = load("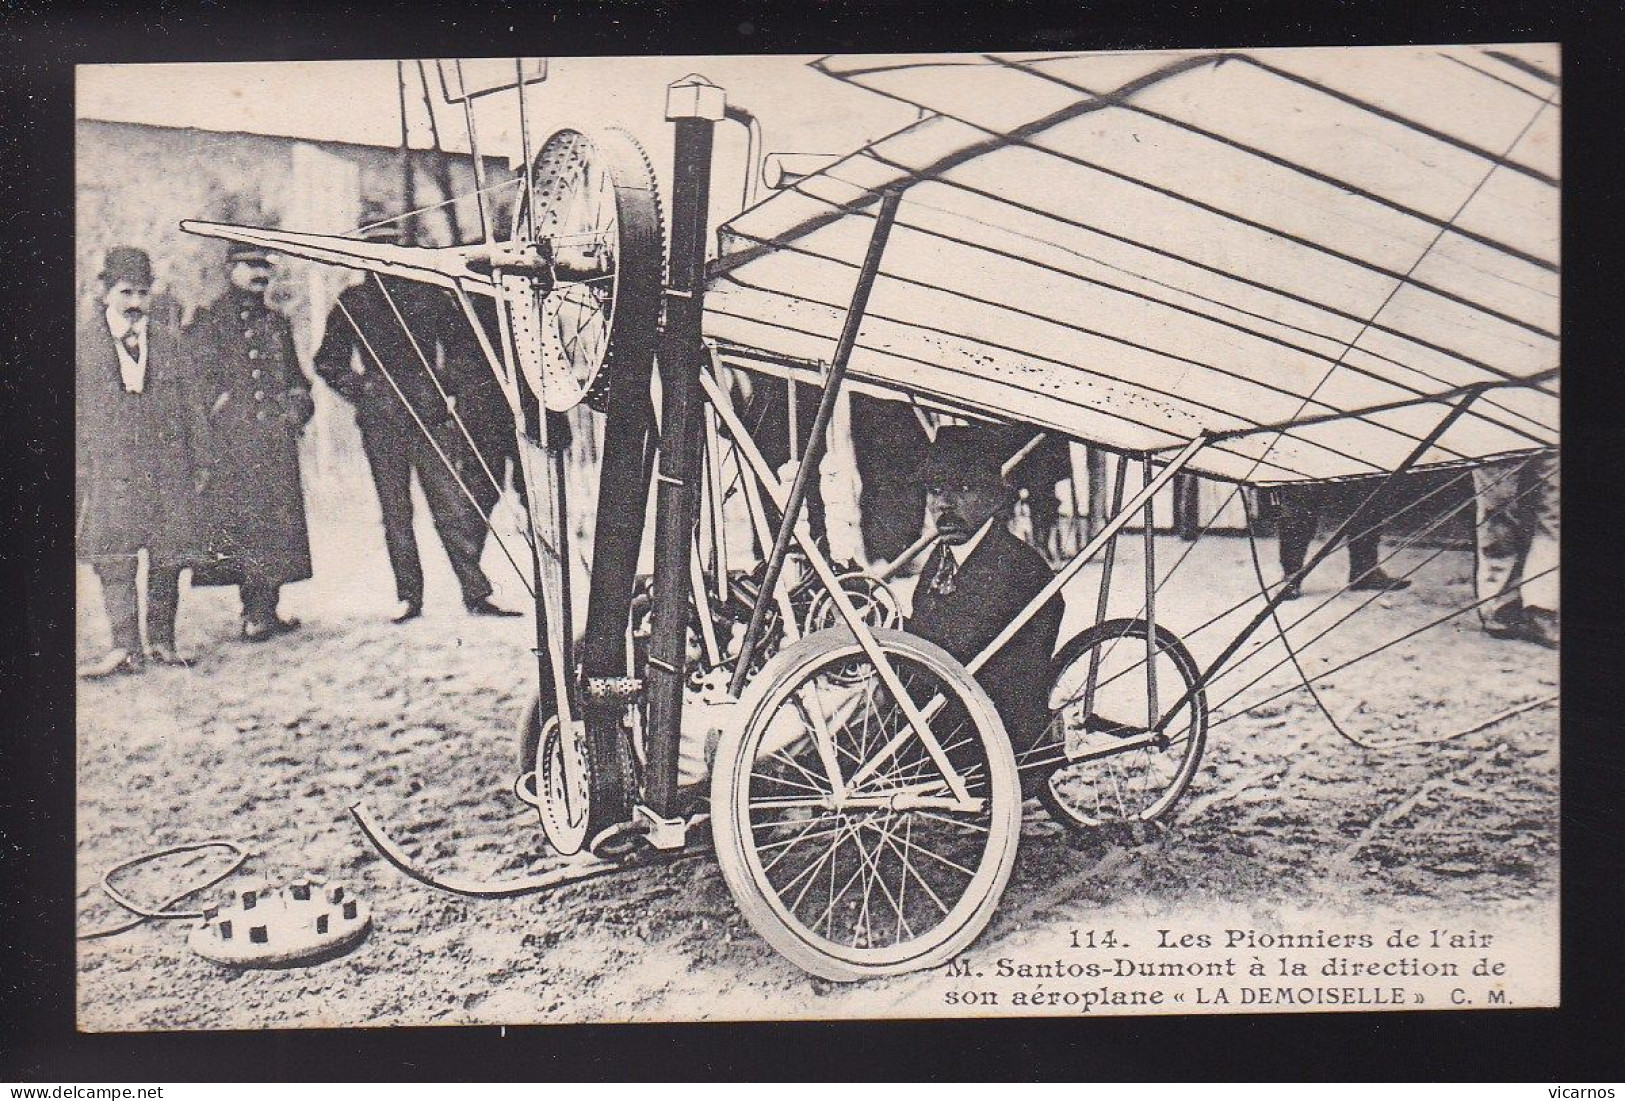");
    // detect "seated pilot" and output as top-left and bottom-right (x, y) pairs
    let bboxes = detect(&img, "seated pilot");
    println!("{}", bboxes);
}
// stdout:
(907, 426), (1064, 762)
